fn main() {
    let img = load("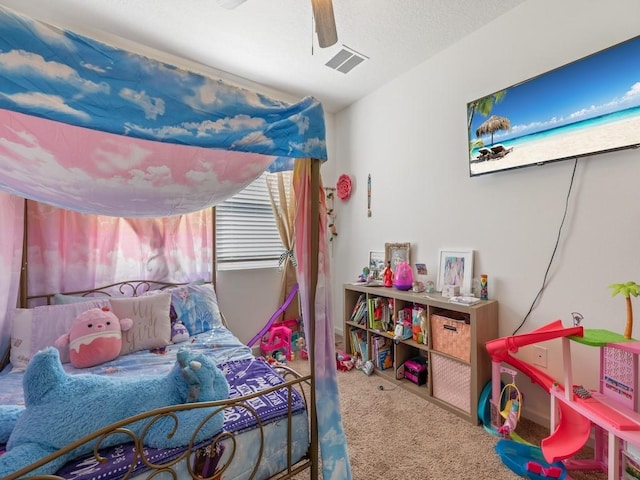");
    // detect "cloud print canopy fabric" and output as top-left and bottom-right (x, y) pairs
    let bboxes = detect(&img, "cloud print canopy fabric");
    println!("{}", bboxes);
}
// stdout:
(0, 5), (326, 218)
